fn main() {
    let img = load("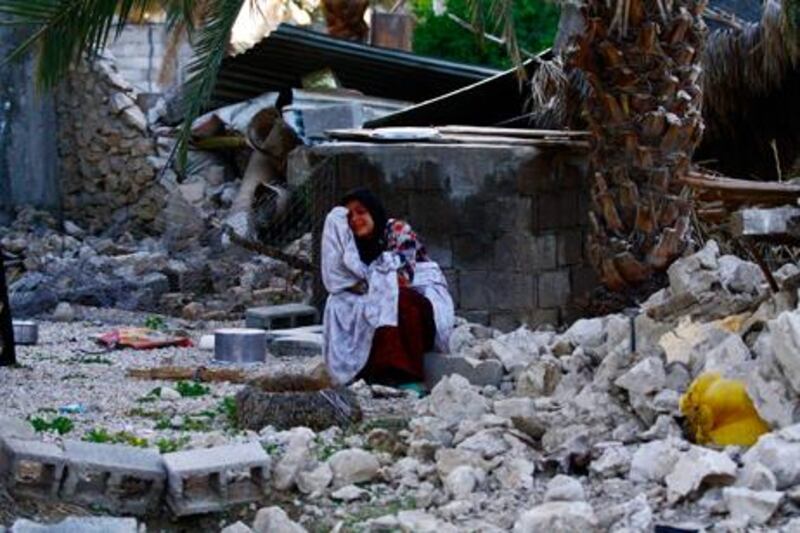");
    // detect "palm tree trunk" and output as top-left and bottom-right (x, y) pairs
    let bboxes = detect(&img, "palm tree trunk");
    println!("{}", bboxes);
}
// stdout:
(565, 0), (708, 291)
